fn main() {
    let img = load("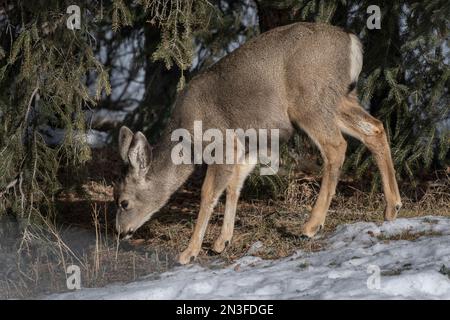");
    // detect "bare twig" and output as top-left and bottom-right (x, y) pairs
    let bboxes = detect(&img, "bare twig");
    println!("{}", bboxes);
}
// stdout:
(18, 172), (24, 211)
(24, 86), (39, 126)
(0, 176), (19, 198)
